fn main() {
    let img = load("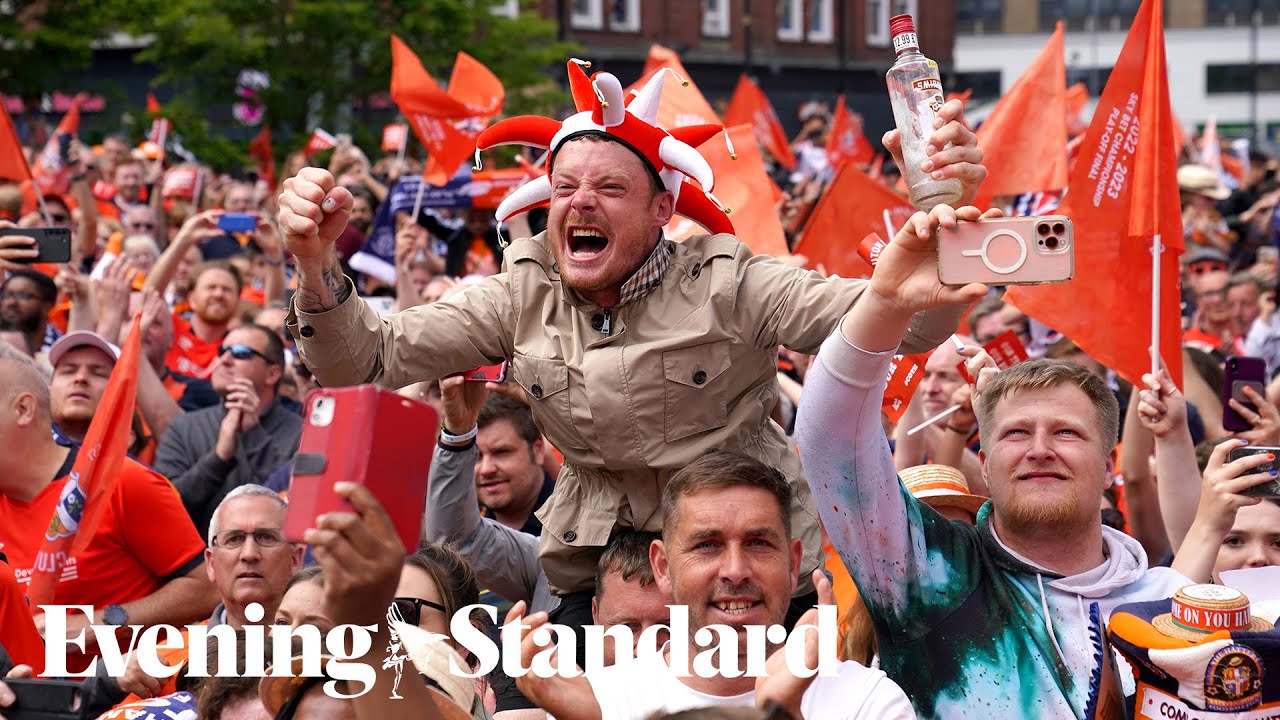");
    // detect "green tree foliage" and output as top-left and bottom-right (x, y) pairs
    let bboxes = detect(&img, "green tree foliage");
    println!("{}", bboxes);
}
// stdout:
(122, 0), (576, 168)
(0, 1), (105, 100)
